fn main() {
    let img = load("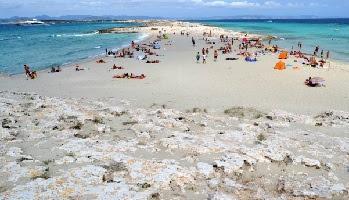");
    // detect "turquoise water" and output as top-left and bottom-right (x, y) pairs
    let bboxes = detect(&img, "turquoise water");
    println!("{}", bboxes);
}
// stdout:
(200, 19), (349, 62)
(0, 21), (142, 75)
